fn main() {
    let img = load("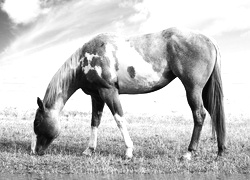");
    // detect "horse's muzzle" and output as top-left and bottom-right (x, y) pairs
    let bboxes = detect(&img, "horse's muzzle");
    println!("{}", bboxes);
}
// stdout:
(31, 132), (45, 156)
